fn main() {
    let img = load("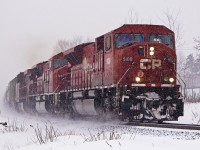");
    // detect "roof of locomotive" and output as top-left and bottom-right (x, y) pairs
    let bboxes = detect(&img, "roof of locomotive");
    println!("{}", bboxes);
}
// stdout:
(31, 61), (48, 69)
(95, 24), (174, 40)
(113, 24), (174, 34)
(63, 42), (94, 55)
